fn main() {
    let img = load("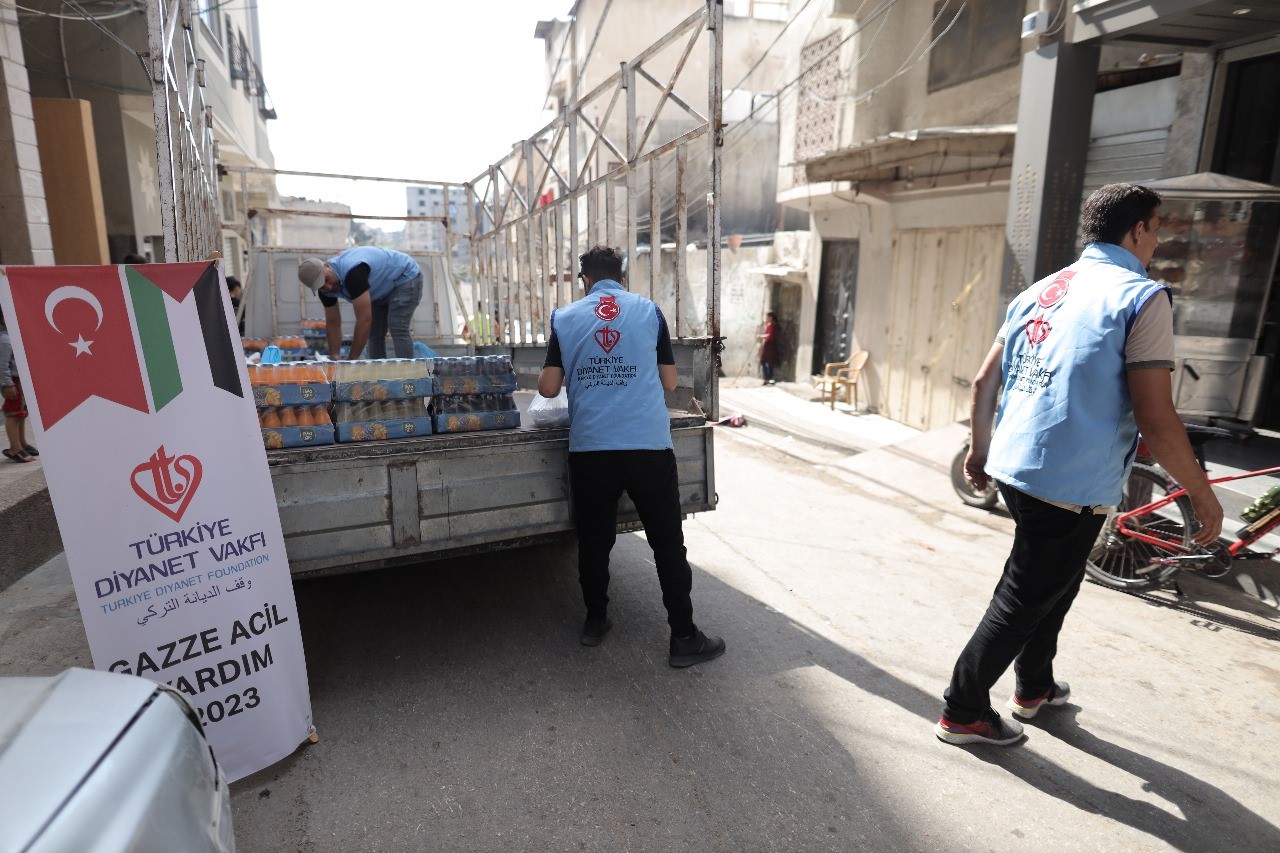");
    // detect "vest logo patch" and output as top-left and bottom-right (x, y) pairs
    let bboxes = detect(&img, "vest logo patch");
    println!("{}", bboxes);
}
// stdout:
(595, 326), (621, 354)
(1025, 315), (1052, 346)
(595, 295), (621, 321)
(1038, 270), (1074, 309)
